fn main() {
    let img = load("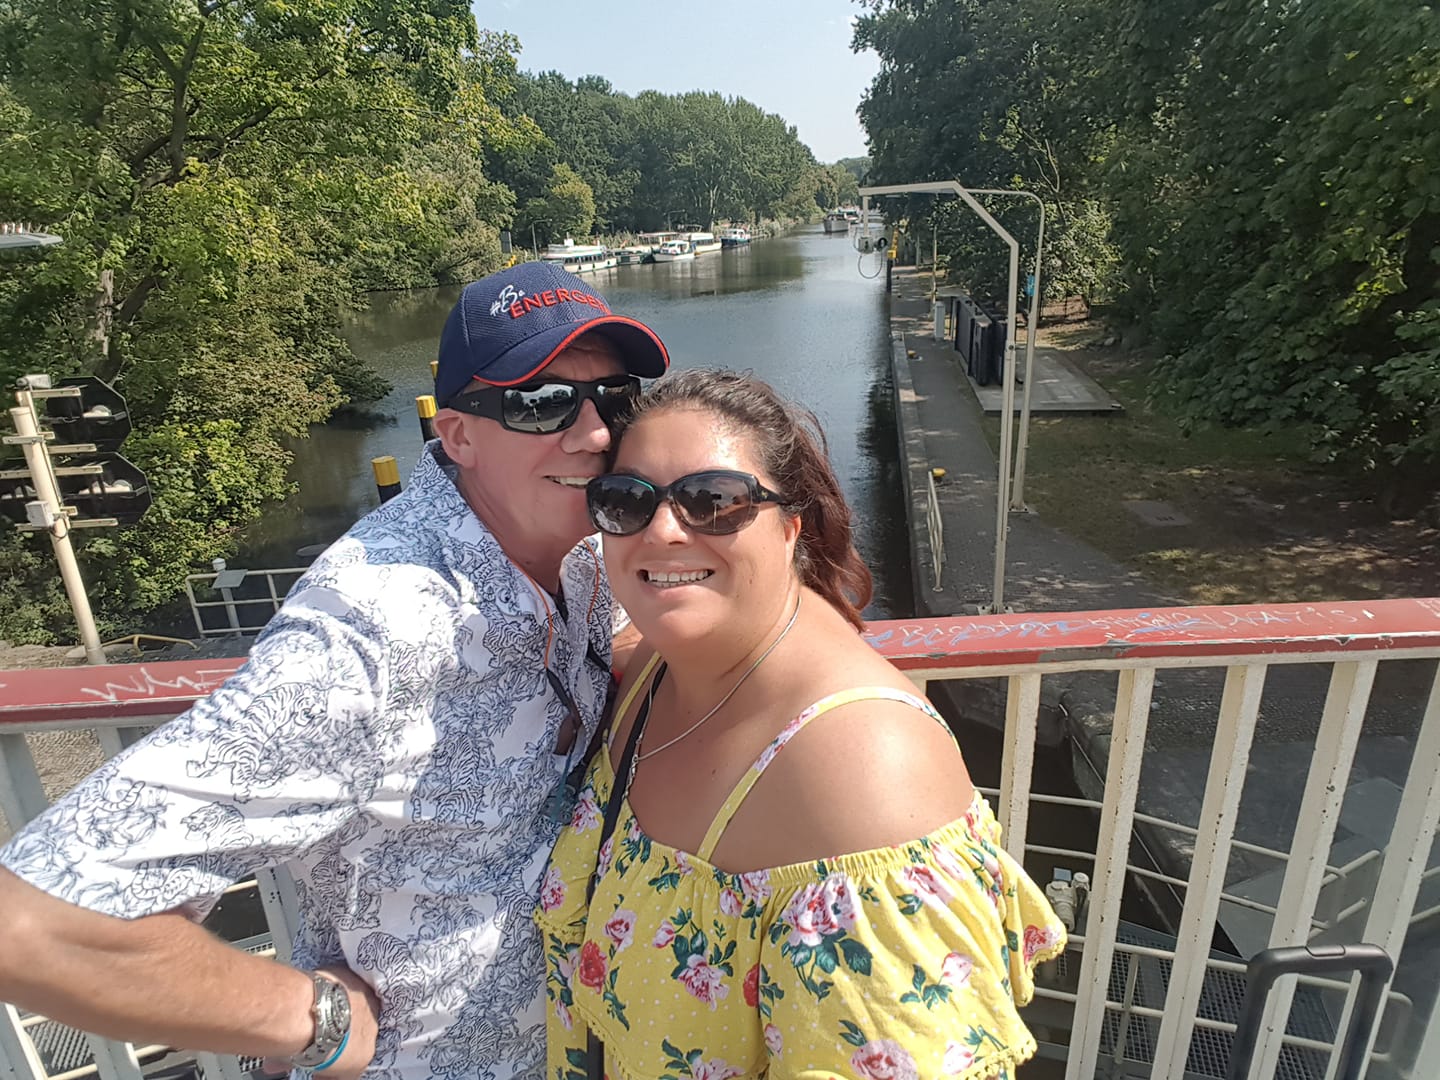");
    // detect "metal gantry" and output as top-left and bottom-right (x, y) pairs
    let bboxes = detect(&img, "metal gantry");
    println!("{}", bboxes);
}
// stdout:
(858, 179), (1046, 612)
